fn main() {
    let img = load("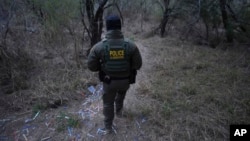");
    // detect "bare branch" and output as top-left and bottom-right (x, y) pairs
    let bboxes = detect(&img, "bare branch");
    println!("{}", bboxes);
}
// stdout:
(94, 0), (108, 22)
(155, 0), (165, 12)
(1, 0), (16, 47)
(114, 3), (123, 25)
(104, 3), (114, 9)
(80, 0), (91, 39)
(226, 3), (247, 32)
(86, 0), (94, 23)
